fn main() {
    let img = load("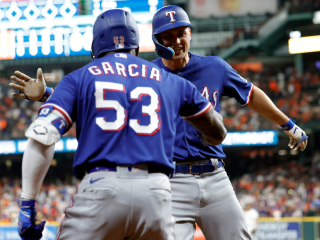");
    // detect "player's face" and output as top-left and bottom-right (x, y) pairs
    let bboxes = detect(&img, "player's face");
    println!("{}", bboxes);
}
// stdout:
(159, 27), (191, 61)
